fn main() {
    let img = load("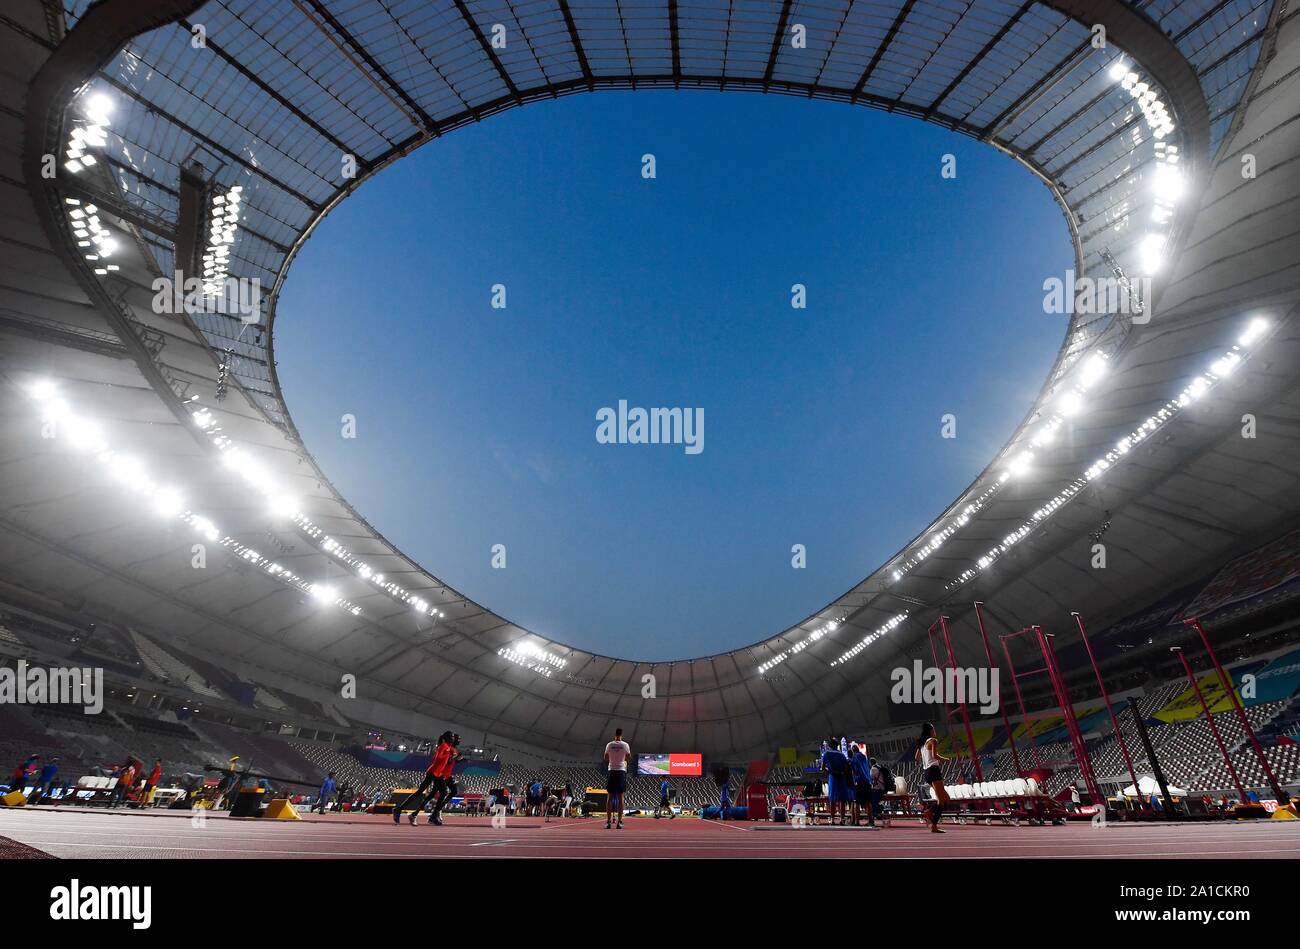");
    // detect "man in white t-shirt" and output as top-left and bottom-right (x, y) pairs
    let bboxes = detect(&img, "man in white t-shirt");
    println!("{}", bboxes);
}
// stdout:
(603, 727), (631, 829)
